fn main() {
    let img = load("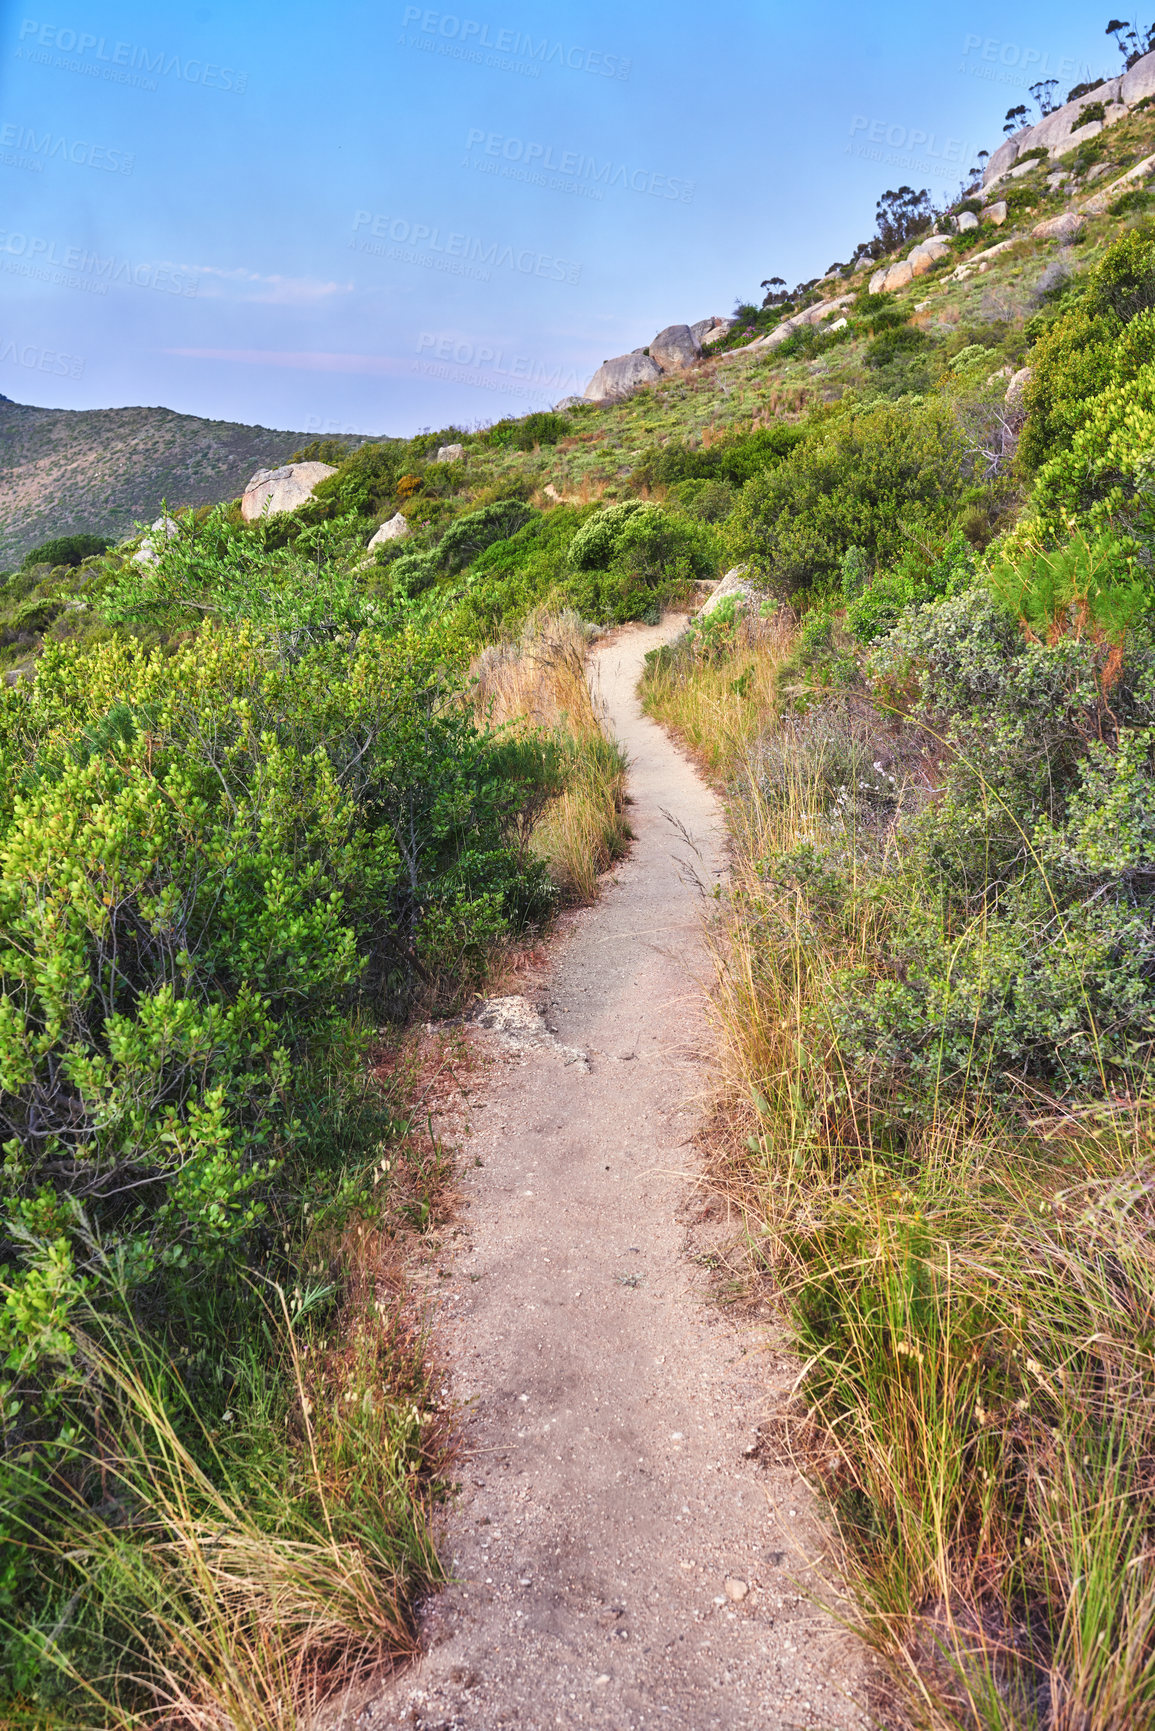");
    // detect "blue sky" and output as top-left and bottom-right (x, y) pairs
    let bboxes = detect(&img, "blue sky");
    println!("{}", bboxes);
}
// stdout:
(0, 0), (1121, 435)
